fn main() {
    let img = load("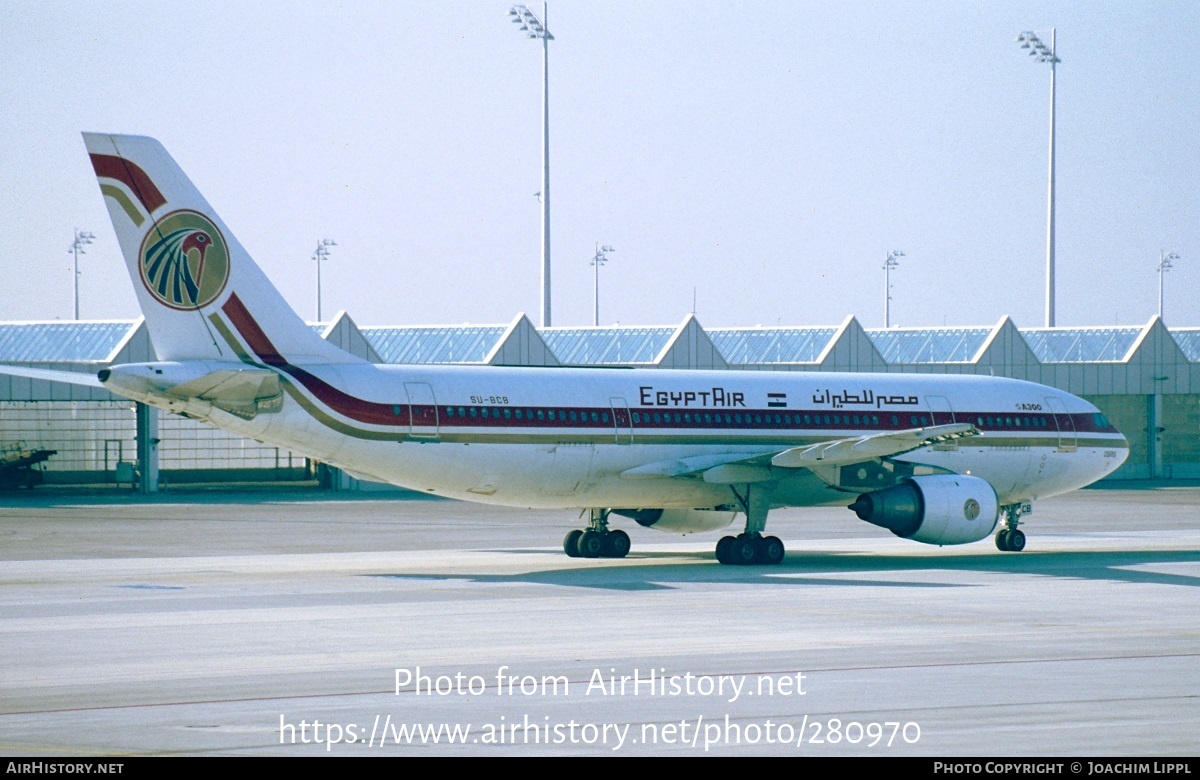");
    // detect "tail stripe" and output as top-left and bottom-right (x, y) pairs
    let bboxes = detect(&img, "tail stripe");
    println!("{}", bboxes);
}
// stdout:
(89, 153), (166, 213)
(222, 293), (404, 428)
